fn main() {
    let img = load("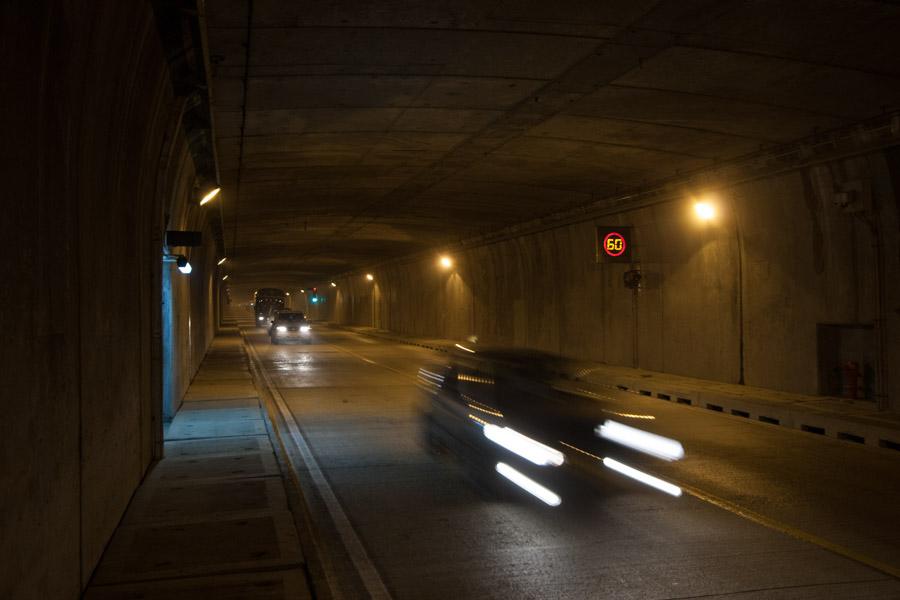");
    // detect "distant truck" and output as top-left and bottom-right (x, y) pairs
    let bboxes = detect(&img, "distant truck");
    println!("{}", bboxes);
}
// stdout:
(253, 288), (287, 326)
